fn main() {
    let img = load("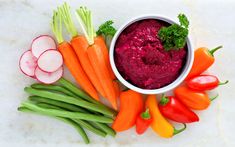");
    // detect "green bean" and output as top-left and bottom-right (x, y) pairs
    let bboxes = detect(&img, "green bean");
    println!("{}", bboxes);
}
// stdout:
(18, 107), (90, 144)
(58, 78), (117, 115)
(36, 103), (107, 137)
(29, 96), (89, 113)
(21, 102), (113, 123)
(36, 103), (60, 109)
(56, 117), (90, 144)
(36, 101), (115, 136)
(58, 78), (96, 103)
(31, 83), (77, 97)
(34, 99), (115, 137)
(73, 119), (106, 137)
(24, 87), (115, 117)
(36, 101), (116, 137)
(30, 96), (101, 115)
(92, 122), (116, 137)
